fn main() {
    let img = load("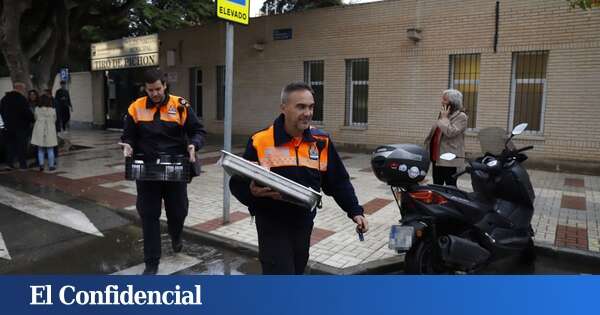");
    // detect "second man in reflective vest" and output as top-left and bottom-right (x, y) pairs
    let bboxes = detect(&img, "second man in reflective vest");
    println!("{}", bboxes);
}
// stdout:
(230, 82), (368, 275)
